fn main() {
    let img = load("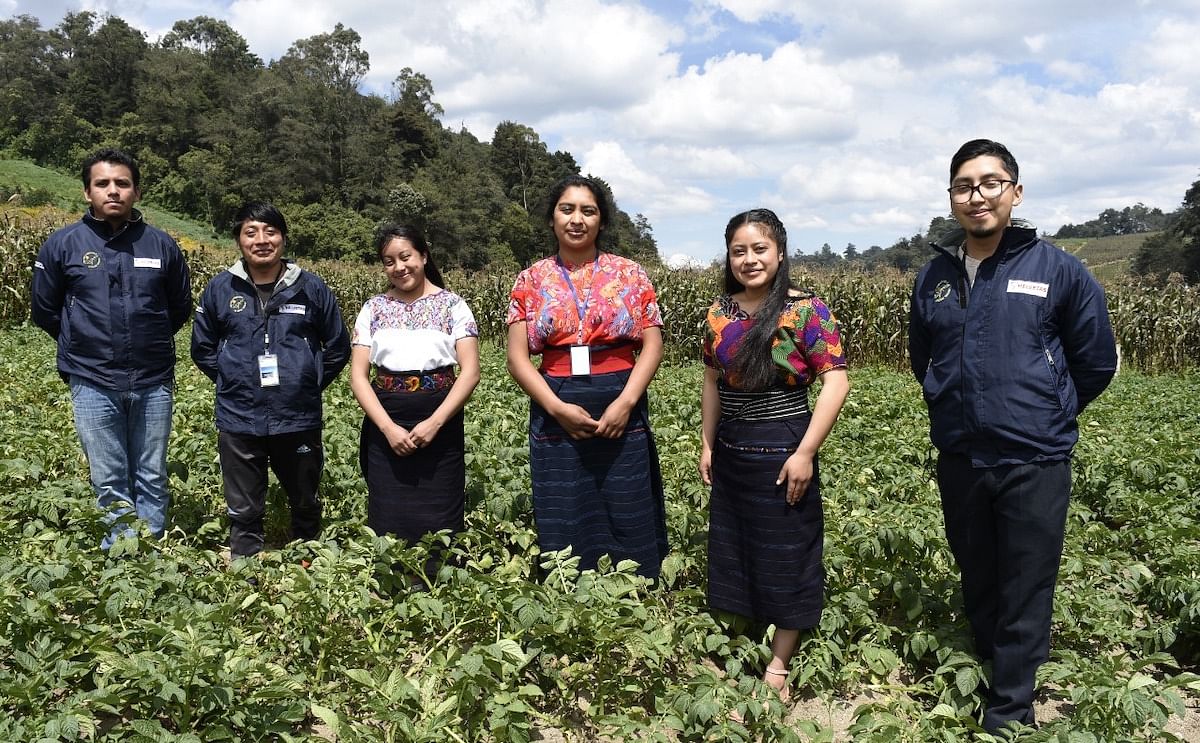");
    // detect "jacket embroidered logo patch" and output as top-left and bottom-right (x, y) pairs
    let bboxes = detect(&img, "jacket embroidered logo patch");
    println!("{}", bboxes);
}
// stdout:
(934, 280), (952, 303)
